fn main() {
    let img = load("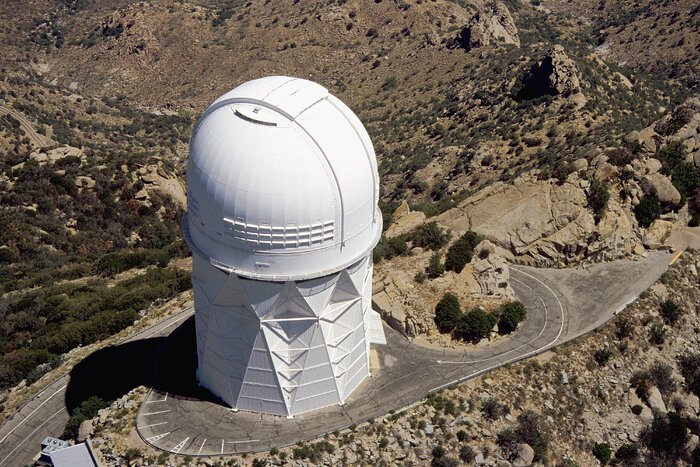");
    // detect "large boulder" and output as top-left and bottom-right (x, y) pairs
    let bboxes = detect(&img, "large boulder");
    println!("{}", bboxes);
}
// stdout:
(138, 164), (186, 208)
(450, 2), (519, 51)
(517, 45), (581, 99)
(512, 443), (535, 466)
(642, 173), (681, 205)
(385, 210), (426, 238)
(647, 386), (667, 413)
(470, 240), (514, 298)
(643, 219), (674, 247)
(77, 419), (94, 443)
